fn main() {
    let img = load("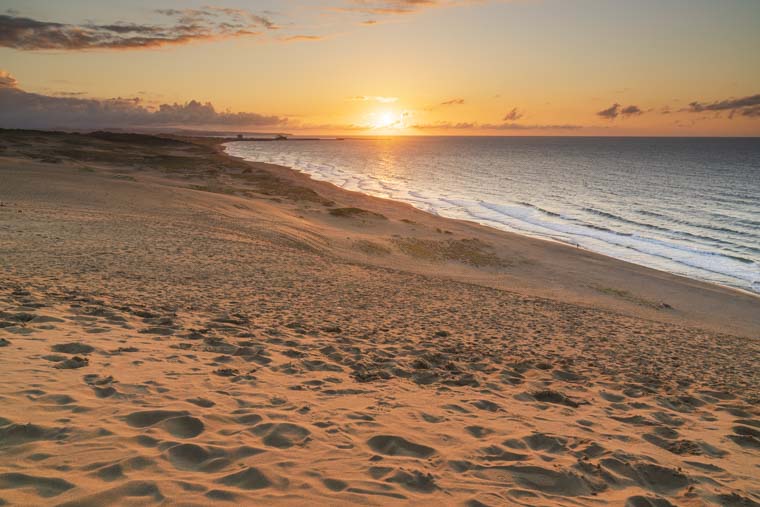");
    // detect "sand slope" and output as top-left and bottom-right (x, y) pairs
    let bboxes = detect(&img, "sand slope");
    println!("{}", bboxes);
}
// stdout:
(0, 131), (758, 506)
